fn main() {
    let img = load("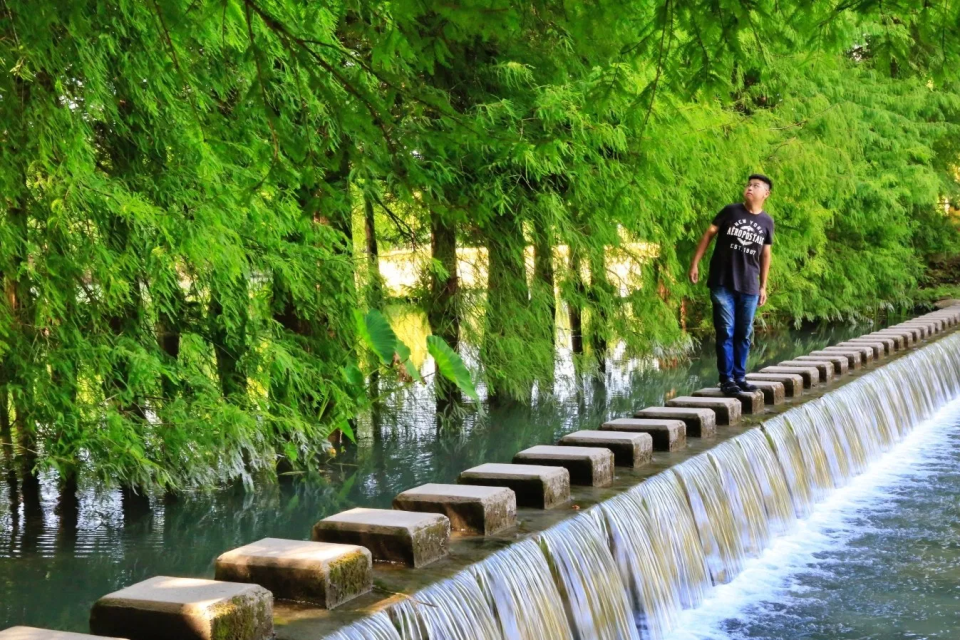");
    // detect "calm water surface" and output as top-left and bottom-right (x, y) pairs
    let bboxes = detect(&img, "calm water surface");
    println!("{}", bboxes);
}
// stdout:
(0, 320), (886, 631)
